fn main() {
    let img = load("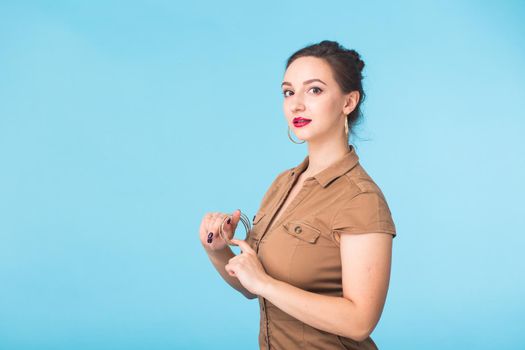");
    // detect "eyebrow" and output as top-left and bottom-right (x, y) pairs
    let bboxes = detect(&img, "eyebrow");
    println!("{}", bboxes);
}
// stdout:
(281, 79), (327, 88)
